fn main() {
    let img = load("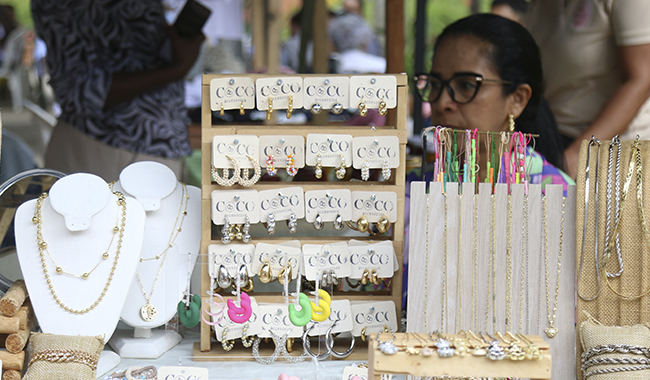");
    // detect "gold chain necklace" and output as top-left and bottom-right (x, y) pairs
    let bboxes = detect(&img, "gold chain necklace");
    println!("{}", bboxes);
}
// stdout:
(544, 195), (565, 338)
(424, 189), (431, 332)
(136, 183), (189, 322)
(455, 194), (463, 333)
(34, 191), (127, 314)
(505, 194), (513, 332)
(518, 194), (528, 333)
(471, 194), (479, 332)
(441, 191), (448, 333)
